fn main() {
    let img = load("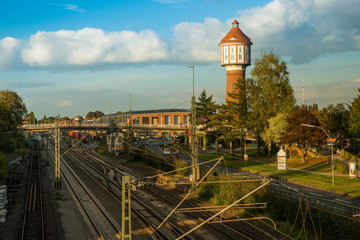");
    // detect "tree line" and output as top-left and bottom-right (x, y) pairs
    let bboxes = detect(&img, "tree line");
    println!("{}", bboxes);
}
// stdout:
(195, 51), (360, 163)
(0, 90), (28, 183)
